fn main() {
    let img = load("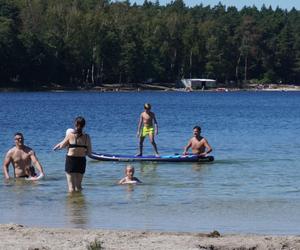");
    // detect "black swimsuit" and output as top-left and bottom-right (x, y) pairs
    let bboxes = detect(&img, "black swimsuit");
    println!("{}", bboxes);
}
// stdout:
(65, 134), (88, 174)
